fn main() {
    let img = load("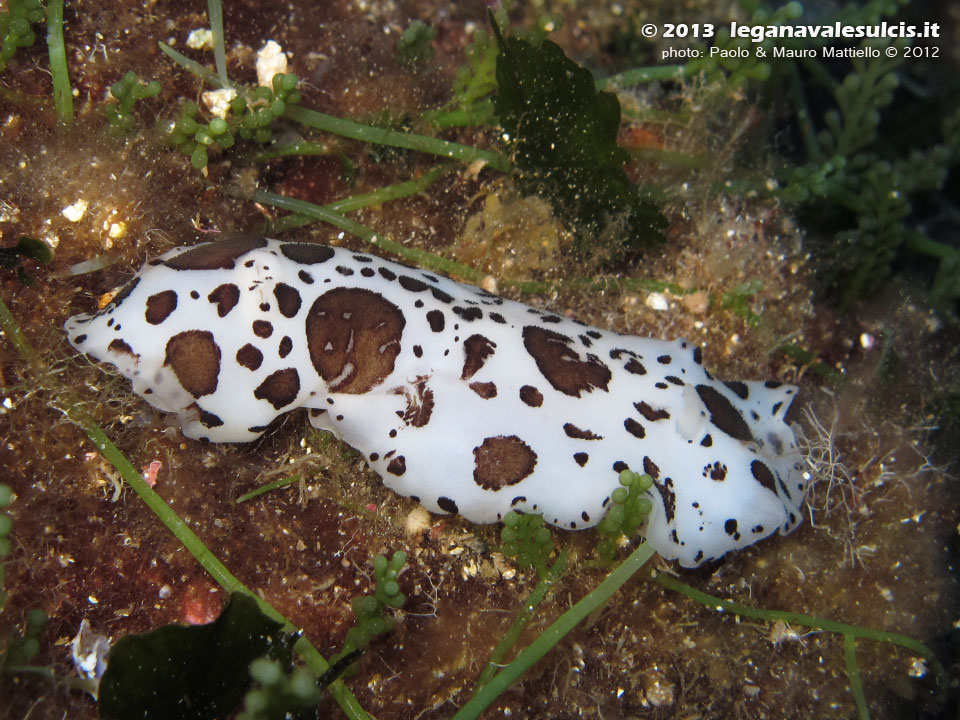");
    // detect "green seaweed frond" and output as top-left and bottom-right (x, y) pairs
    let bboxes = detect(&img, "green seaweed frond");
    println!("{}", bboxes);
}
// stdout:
(778, 37), (958, 309)
(237, 651), (359, 720)
(422, 26), (498, 128)
(166, 73), (303, 169)
(0, 484), (14, 613)
(395, 19), (436, 70)
(490, 13), (667, 262)
(0, 235), (53, 286)
(332, 551), (407, 664)
(500, 511), (553, 577)
(0, 0), (43, 72)
(720, 278), (764, 326)
(0, 484), (49, 673)
(685, 1), (804, 86)
(104, 71), (161, 132)
(594, 469), (654, 563)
